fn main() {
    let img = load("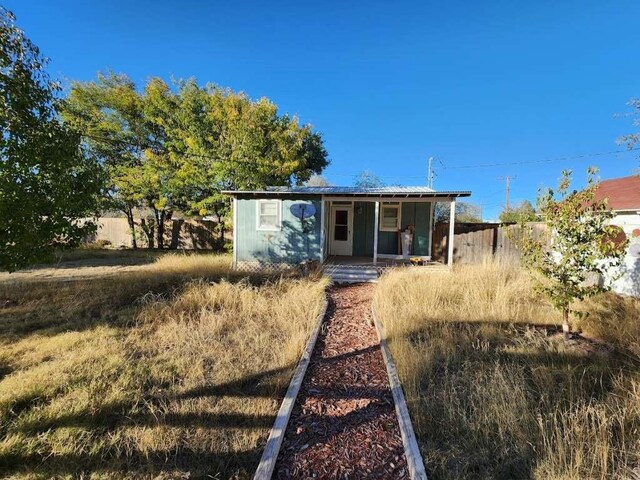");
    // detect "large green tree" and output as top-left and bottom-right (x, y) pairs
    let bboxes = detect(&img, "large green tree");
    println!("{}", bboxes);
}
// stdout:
(63, 74), (328, 248)
(0, 9), (101, 271)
